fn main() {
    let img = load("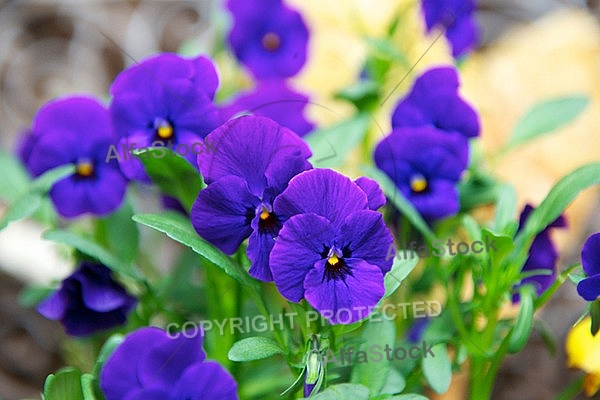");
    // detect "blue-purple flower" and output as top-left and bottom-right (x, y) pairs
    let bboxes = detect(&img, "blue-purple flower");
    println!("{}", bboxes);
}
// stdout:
(391, 67), (480, 139)
(577, 233), (600, 301)
(227, 0), (309, 79)
(26, 96), (127, 218)
(222, 80), (314, 136)
(37, 262), (136, 336)
(374, 126), (468, 220)
(421, 0), (478, 58)
(109, 53), (222, 181)
(100, 326), (238, 400)
(514, 204), (567, 301)
(270, 169), (394, 324)
(191, 115), (312, 281)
